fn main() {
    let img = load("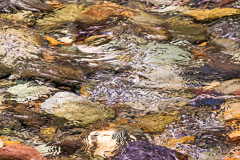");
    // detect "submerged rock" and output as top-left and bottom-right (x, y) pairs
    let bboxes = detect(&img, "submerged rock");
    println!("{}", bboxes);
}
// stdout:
(0, 22), (94, 85)
(0, 114), (21, 134)
(142, 43), (191, 65)
(0, 0), (52, 12)
(0, 143), (46, 160)
(0, 10), (35, 26)
(228, 130), (240, 142)
(166, 17), (207, 43)
(112, 141), (188, 160)
(221, 101), (240, 120)
(19, 61), (93, 85)
(184, 8), (240, 21)
(214, 78), (240, 95)
(209, 16), (240, 43)
(129, 12), (168, 41)
(36, 2), (135, 32)
(0, 64), (12, 78)
(6, 82), (57, 103)
(36, 4), (84, 32)
(212, 39), (240, 64)
(154, 136), (195, 150)
(189, 94), (225, 107)
(41, 92), (115, 126)
(0, 24), (43, 69)
(130, 112), (179, 134)
(182, 58), (240, 83)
